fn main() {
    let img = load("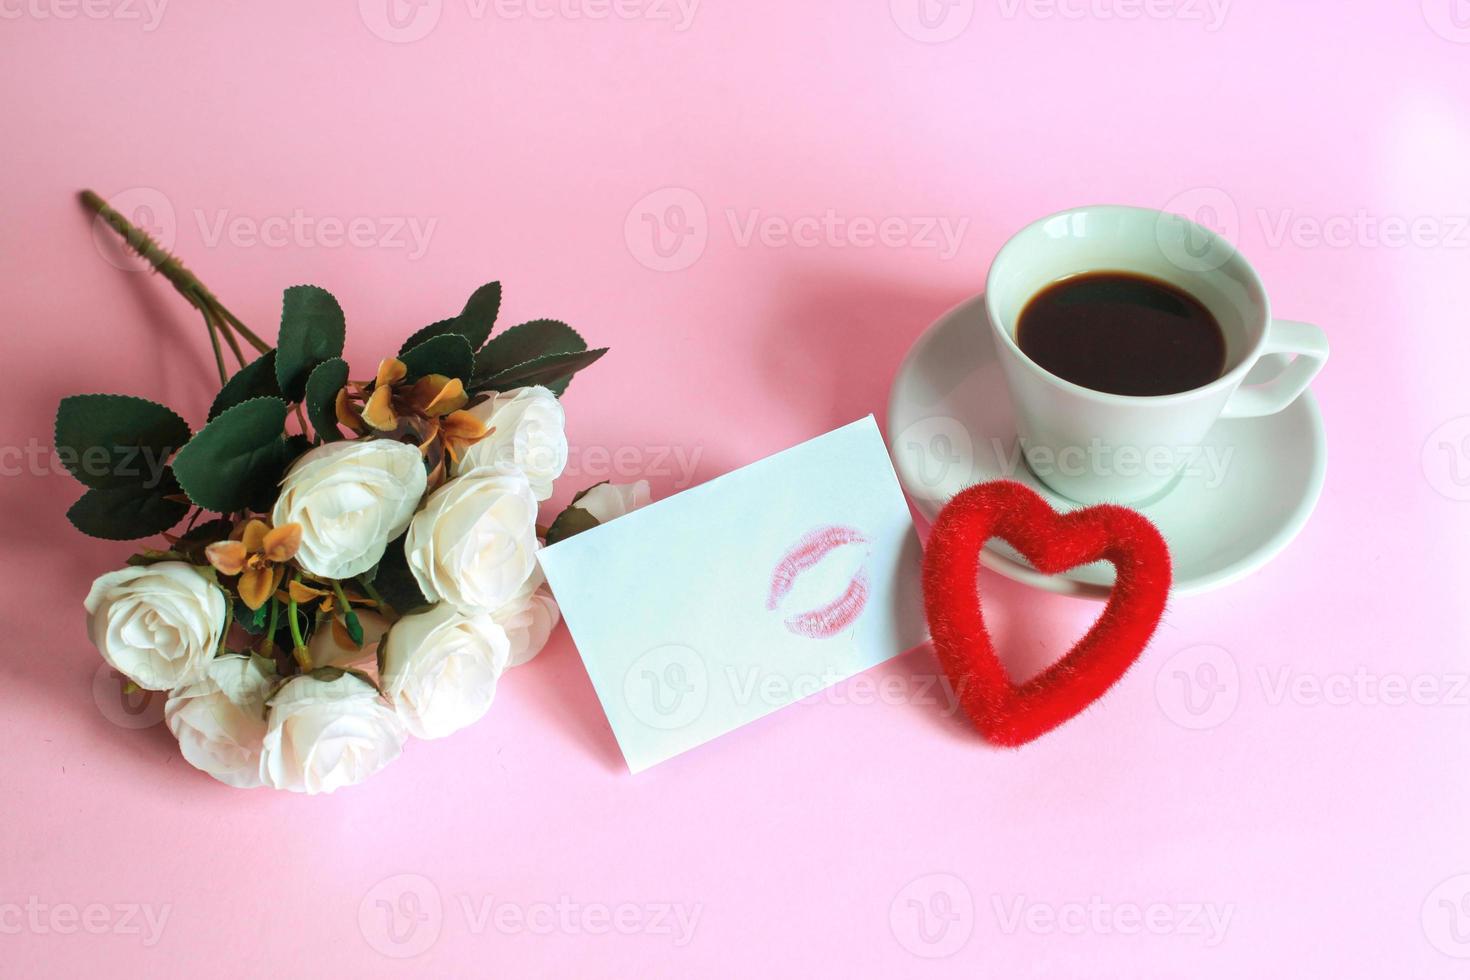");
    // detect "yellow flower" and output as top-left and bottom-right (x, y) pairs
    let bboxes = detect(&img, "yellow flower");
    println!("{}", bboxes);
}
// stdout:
(204, 519), (302, 610)
(330, 357), (491, 489)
